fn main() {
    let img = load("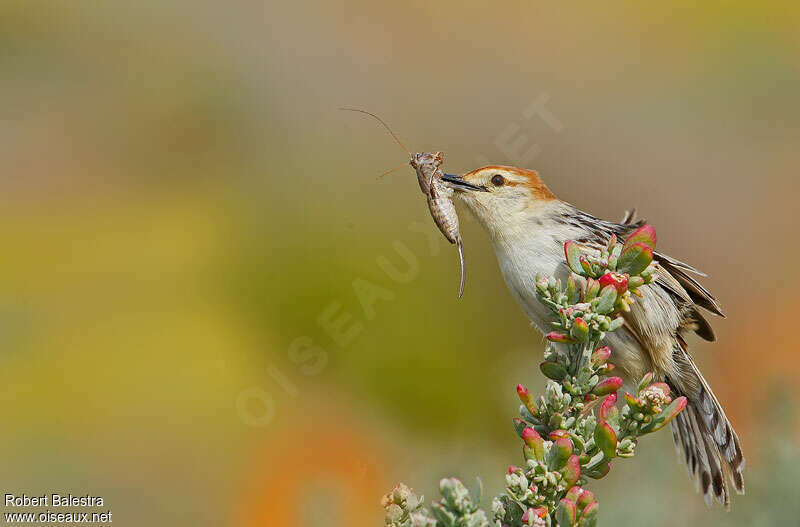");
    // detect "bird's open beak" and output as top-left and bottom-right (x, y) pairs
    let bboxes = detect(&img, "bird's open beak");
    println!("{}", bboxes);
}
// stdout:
(442, 174), (488, 192)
